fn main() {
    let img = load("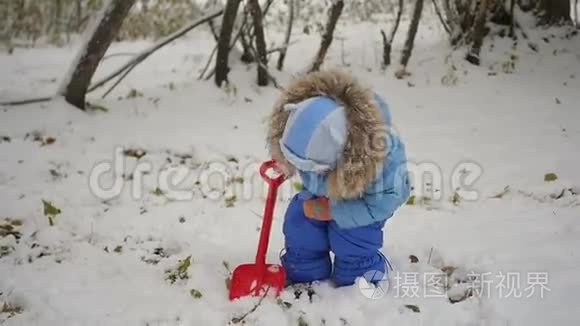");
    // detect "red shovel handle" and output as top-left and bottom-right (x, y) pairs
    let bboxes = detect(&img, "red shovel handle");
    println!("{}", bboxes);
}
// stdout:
(259, 160), (286, 187)
(255, 160), (286, 266)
